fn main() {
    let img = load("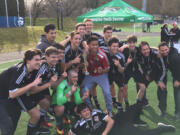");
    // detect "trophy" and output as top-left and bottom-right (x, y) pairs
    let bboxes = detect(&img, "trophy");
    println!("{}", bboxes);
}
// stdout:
(82, 52), (89, 75)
